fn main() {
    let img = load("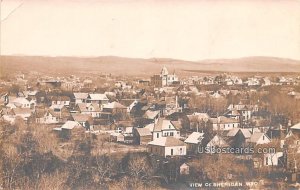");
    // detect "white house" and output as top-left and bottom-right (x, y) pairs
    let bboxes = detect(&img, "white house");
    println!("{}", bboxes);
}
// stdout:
(145, 118), (180, 140)
(264, 152), (283, 166)
(9, 97), (35, 109)
(74, 93), (89, 104)
(148, 136), (186, 157)
(210, 116), (240, 131)
(50, 96), (70, 107)
(248, 132), (271, 145)
(87, 93), (109, 105)
(77, 103), (101, 118)
(36, 110), (59, 124)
